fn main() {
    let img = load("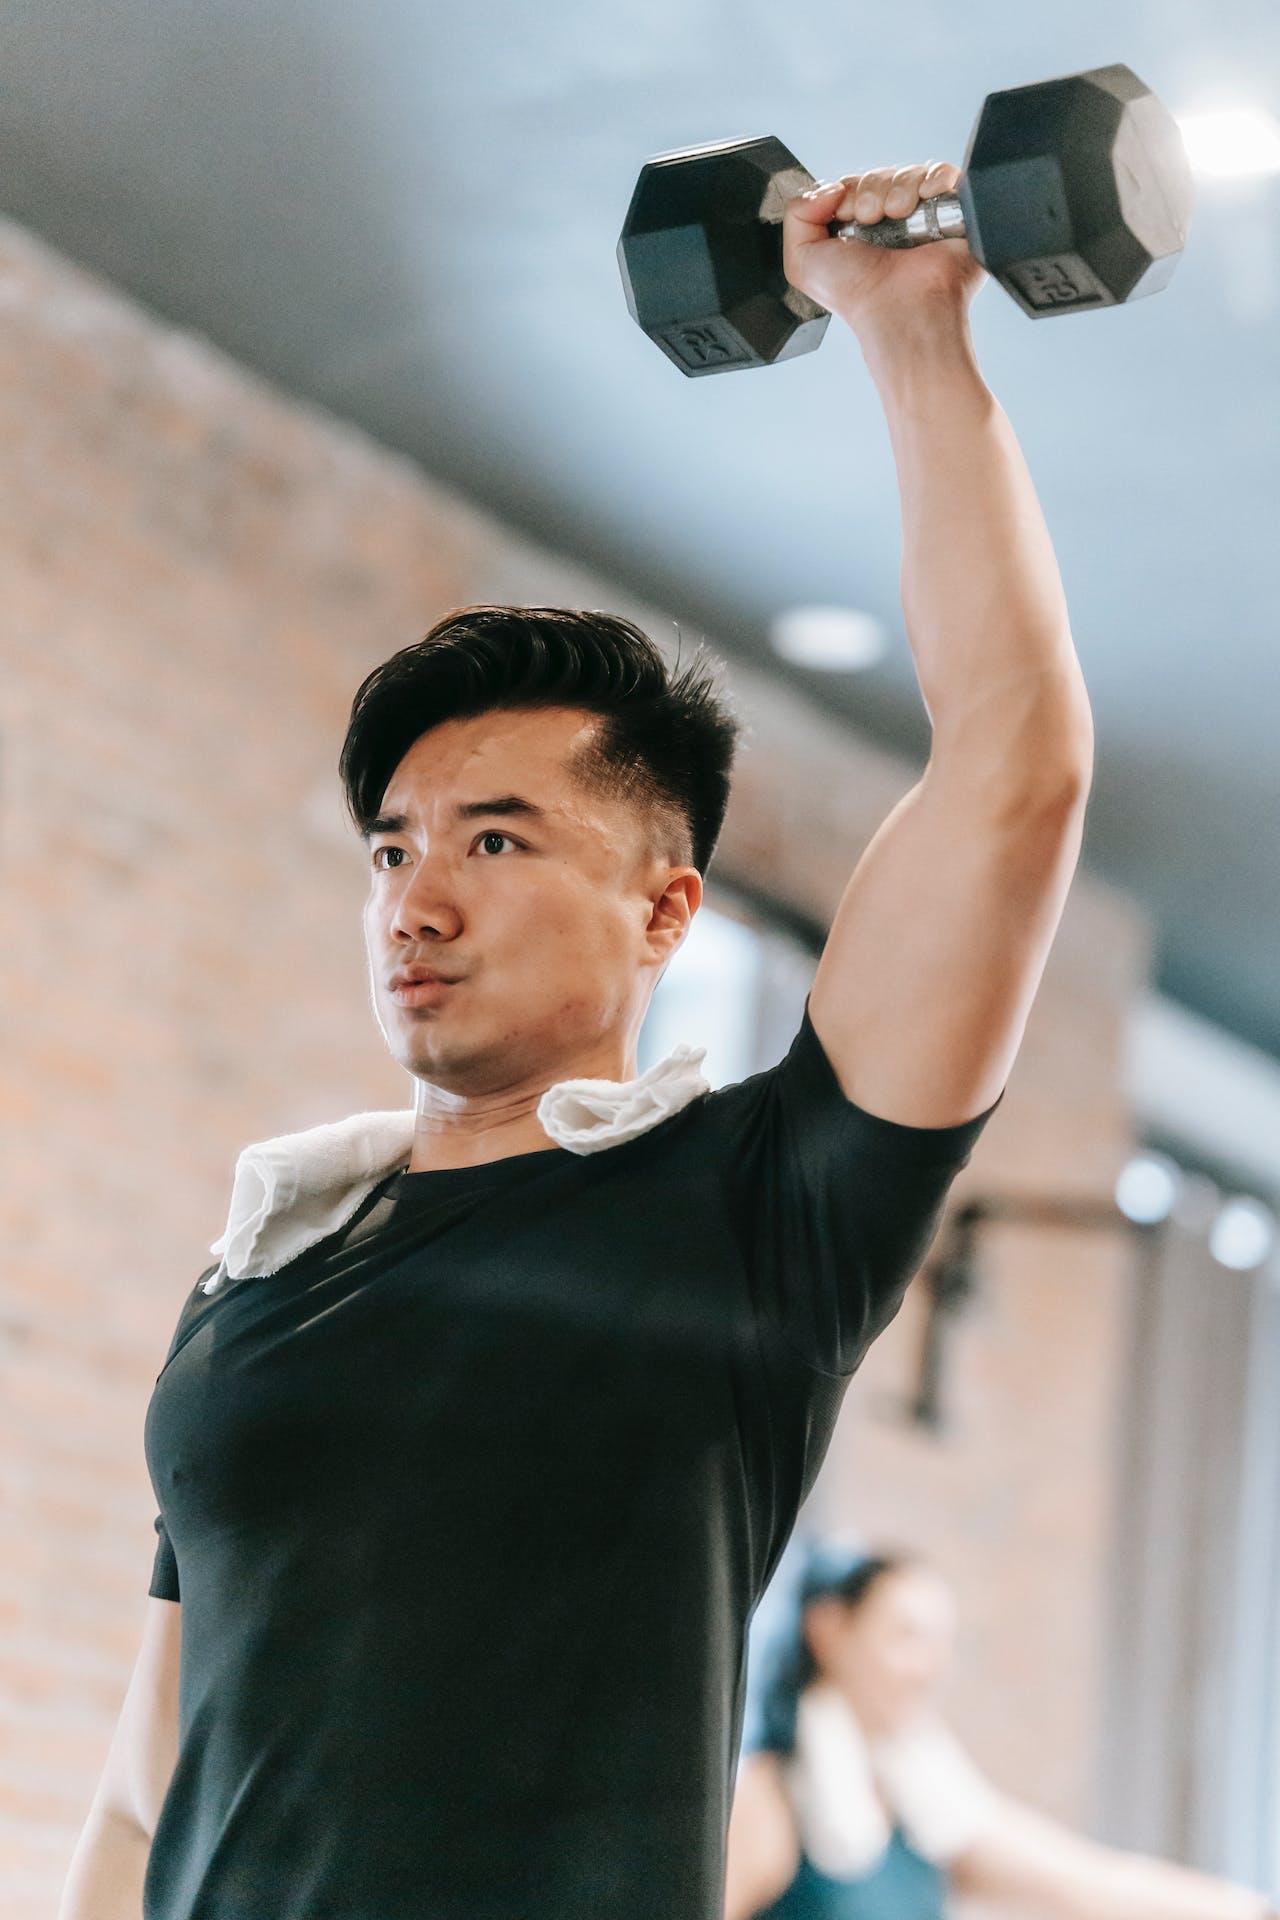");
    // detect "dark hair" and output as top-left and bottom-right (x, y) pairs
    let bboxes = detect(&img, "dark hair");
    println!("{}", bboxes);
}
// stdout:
(753, 1540), (924, 1756)
(338, 605), (741, 875)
